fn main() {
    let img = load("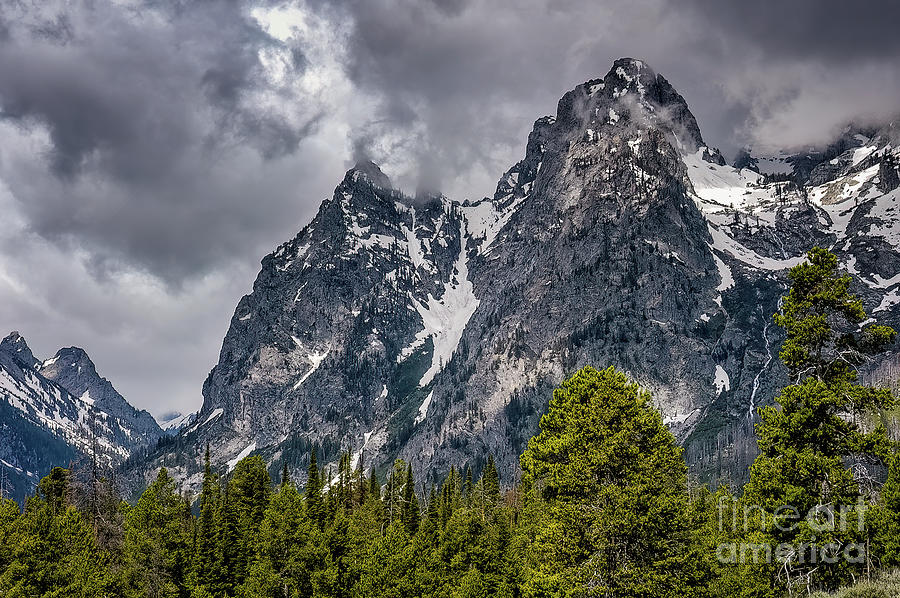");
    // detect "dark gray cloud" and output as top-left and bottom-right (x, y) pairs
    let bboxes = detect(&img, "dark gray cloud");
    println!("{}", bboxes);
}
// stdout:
(0, 0), (897, 416)
(0, 0), (334, 282)
(679, 0), (900, 62)
(337, 0), (900, 190)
